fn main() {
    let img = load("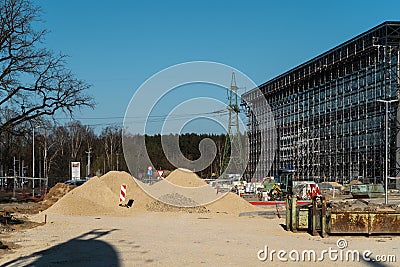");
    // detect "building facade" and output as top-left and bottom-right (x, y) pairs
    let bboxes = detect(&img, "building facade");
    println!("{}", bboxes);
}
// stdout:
(243, 22), (400, 186)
